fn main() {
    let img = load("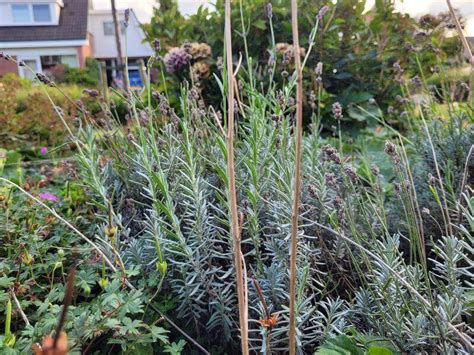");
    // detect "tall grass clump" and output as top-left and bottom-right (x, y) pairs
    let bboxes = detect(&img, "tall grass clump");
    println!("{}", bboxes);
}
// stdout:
(1, 1), (473, 354)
